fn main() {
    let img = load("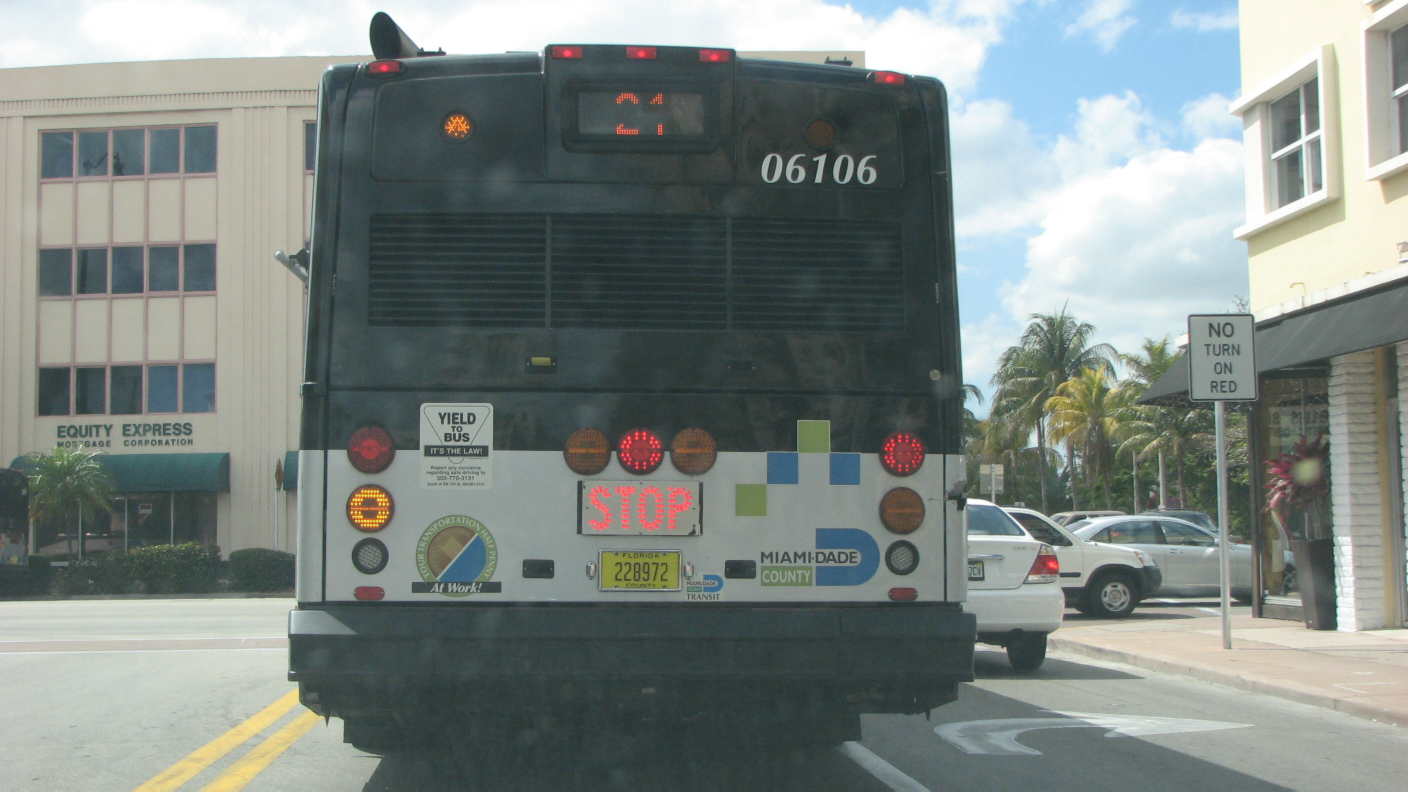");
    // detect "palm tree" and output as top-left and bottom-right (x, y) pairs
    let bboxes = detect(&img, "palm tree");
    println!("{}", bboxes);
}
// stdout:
(1120, 337), (1179, 392)
(23, 446), (115, 560)
(1118, 404), (1213, 507)
(1046, 367), (1134, 507)
(991, 306), (1119, 512)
